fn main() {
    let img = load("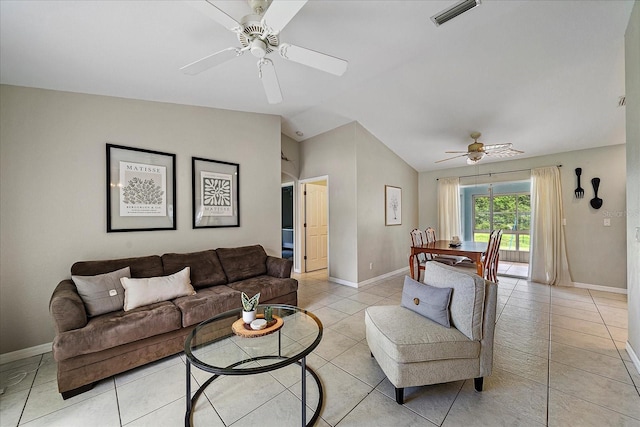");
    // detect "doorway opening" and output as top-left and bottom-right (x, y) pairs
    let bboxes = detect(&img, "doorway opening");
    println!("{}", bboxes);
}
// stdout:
(281, 183), (294, 261)
(300, 178), (328, 273)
